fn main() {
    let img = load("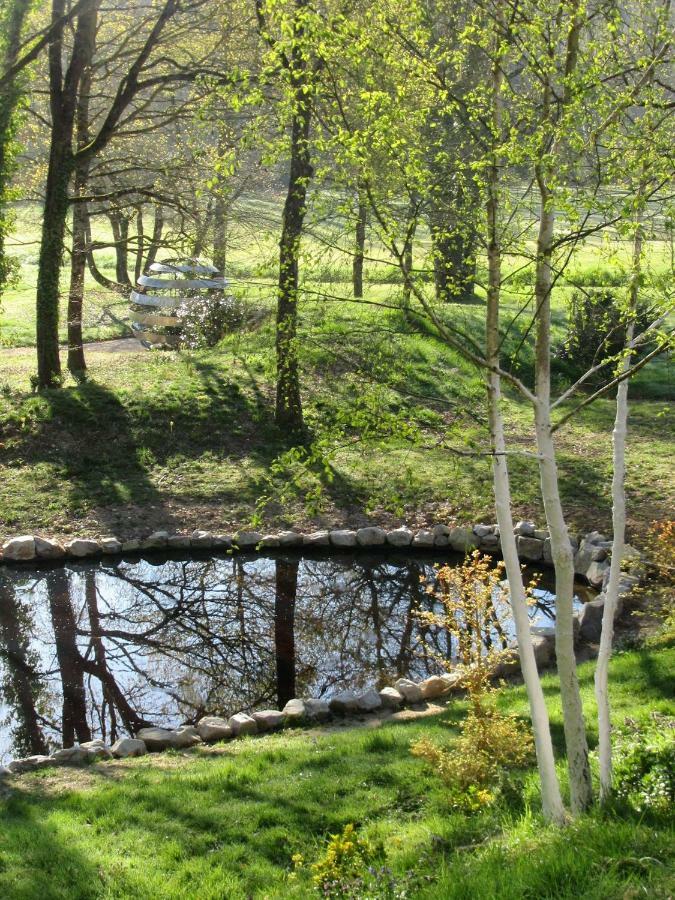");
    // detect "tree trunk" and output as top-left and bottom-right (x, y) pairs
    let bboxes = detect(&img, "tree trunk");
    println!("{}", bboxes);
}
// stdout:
(0, 578), (49, 756)
(595, 205), (642, 802)
(274, 558), (298, 708)
(213, 195), (227, 273)
(134, 205), (144, 283)
(430, 216), (476, 305)
(109, 211), (132, 287)
(352, 189), (367, 298)
(47, 569), (92, 745)
(144, 204), (164, 272)
(534, 179), (592, 813)
(484, 34), (566, 824)
(401, 198), (417, 309)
